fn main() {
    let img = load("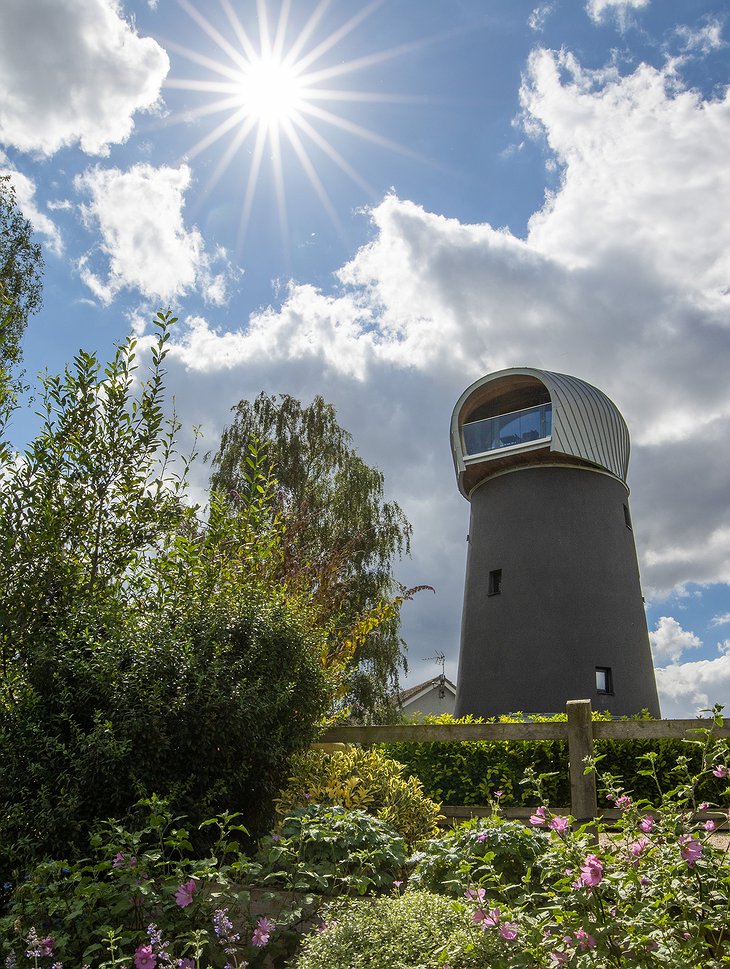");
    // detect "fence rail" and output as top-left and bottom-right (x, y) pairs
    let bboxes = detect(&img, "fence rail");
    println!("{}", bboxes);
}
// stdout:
(320, 700), (730, 822)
